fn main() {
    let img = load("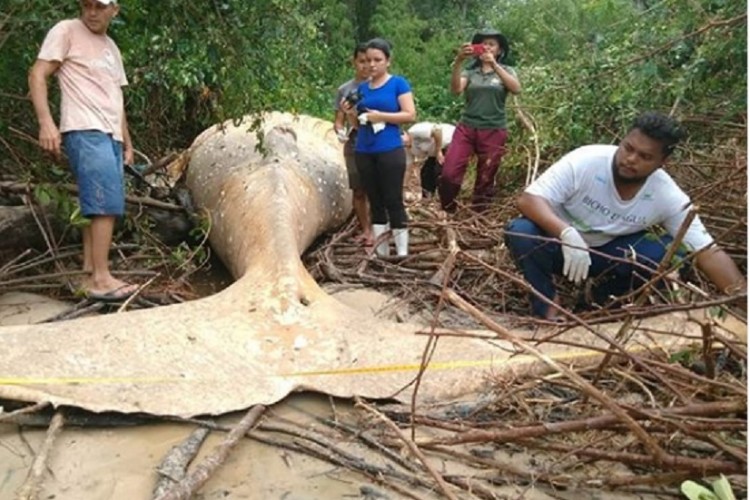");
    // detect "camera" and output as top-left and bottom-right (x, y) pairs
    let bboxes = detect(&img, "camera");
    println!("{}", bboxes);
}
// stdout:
(344, 89), (362, 107)
(471, 43), (485, 55)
